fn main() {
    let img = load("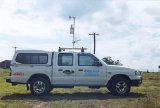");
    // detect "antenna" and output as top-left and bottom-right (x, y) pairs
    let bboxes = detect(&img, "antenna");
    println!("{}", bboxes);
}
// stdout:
(69, 16), (75, 48)
(69, 16), (81, 48)
(73, 39), (81, 44)
(13, 47), (18, 52)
